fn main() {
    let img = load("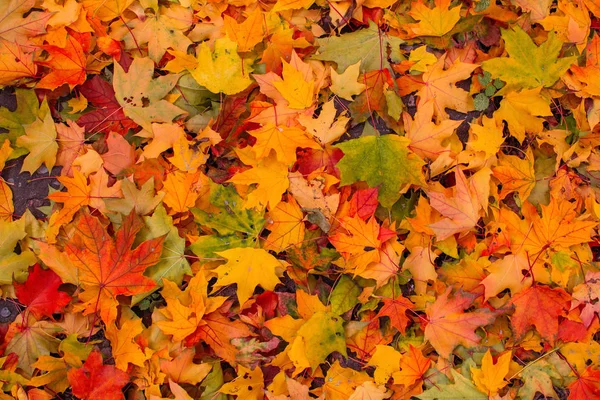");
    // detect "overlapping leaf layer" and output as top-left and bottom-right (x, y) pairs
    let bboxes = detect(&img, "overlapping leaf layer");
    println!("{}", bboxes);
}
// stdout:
(0, 0), (599, 399)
